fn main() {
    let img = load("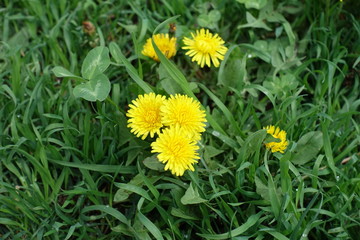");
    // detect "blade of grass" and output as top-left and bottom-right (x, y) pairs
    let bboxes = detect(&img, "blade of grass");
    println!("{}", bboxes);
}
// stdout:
(197, 212), (262, 239)
(137, 197), (164, 240)
(50, 160), (136, 174)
